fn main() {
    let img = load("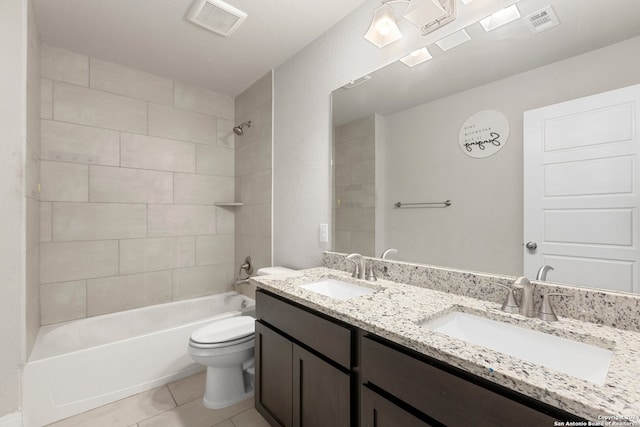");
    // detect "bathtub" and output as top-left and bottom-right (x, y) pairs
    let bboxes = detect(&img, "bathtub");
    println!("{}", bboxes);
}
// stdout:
(22, 291), (255, 427)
